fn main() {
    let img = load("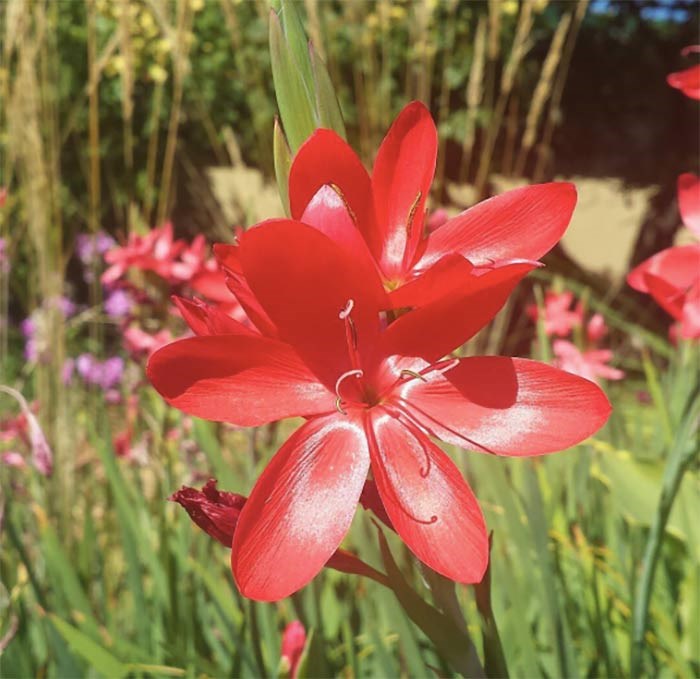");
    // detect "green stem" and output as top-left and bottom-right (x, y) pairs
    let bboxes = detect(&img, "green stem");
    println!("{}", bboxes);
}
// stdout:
(629, 398), (699, 676)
